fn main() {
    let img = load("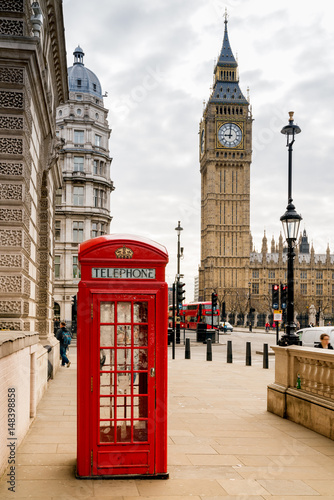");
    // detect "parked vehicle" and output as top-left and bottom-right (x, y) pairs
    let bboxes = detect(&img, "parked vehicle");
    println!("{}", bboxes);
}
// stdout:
(218, 321), (233, 332)
(297, 326), (334, 347)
